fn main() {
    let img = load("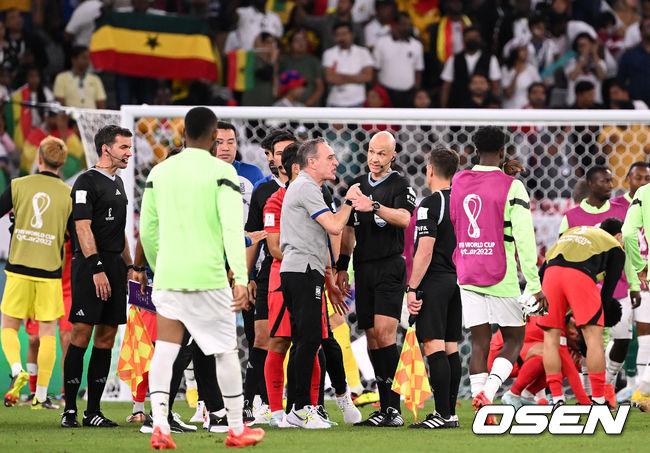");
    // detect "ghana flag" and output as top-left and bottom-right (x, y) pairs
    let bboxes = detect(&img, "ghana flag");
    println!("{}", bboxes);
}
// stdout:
(90, 12), (217, 80)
